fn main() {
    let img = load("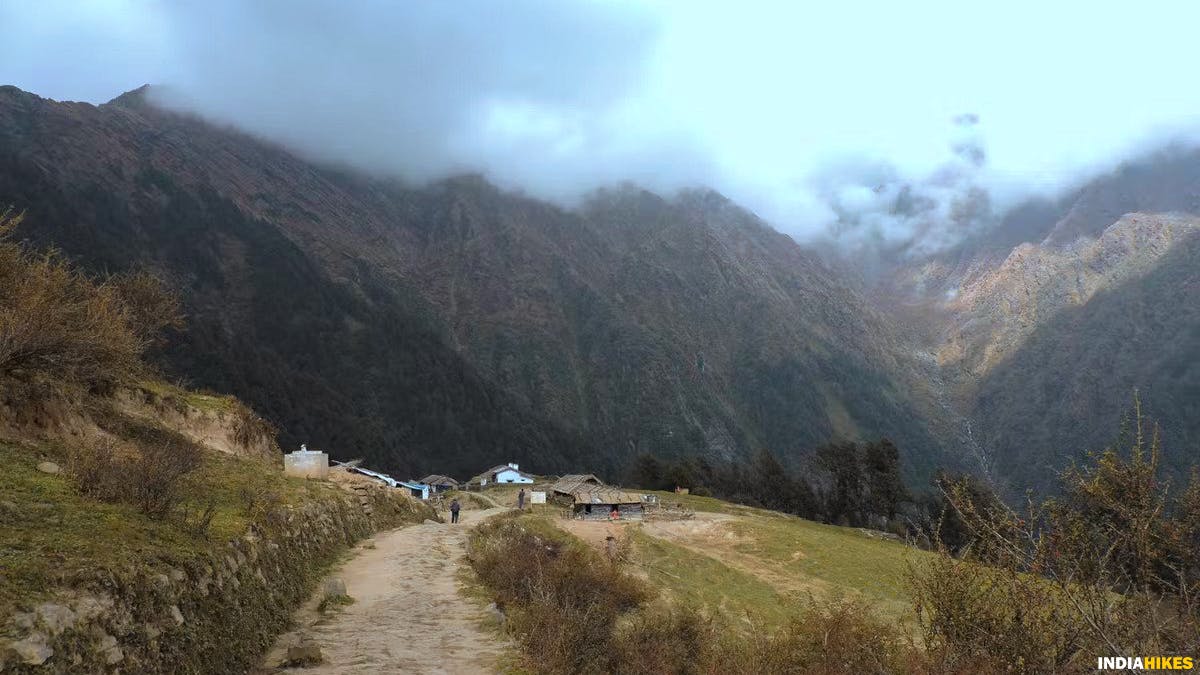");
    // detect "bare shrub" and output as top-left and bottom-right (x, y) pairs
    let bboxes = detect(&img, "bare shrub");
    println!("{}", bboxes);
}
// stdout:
(911, 396), (1200, 671)
(706, 599), (917, 675)
(108, 270), (184, 347)
(181, 500), (218, 538)
(71, 438), (134, 503)
(71, 437), (202, 519)
(0, 248), (142, 384)
(231, 403), (278, 451)
(909, 555), (1086, 673)
(241, 485), (286, 529)
(0, 207), (181, 387)
(468, 513), (652, 674)
(469, 514), (650, 613)
(610, 606), (713, 675)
